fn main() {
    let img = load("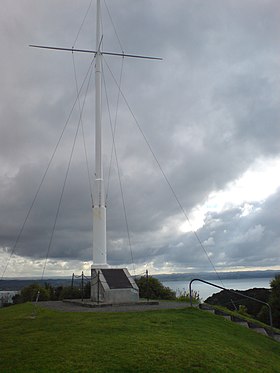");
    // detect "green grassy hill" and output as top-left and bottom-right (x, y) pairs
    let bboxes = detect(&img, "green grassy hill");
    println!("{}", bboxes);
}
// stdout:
(1, 303), (280, 372)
